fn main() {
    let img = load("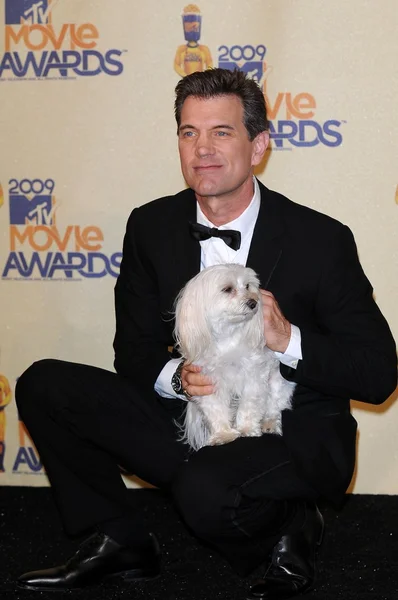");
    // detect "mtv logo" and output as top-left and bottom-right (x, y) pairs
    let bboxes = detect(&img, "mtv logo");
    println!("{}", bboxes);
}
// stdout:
(219, 60), (264, 84)
(9, 194), (55, 225)
(5, 0), (51, 25)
